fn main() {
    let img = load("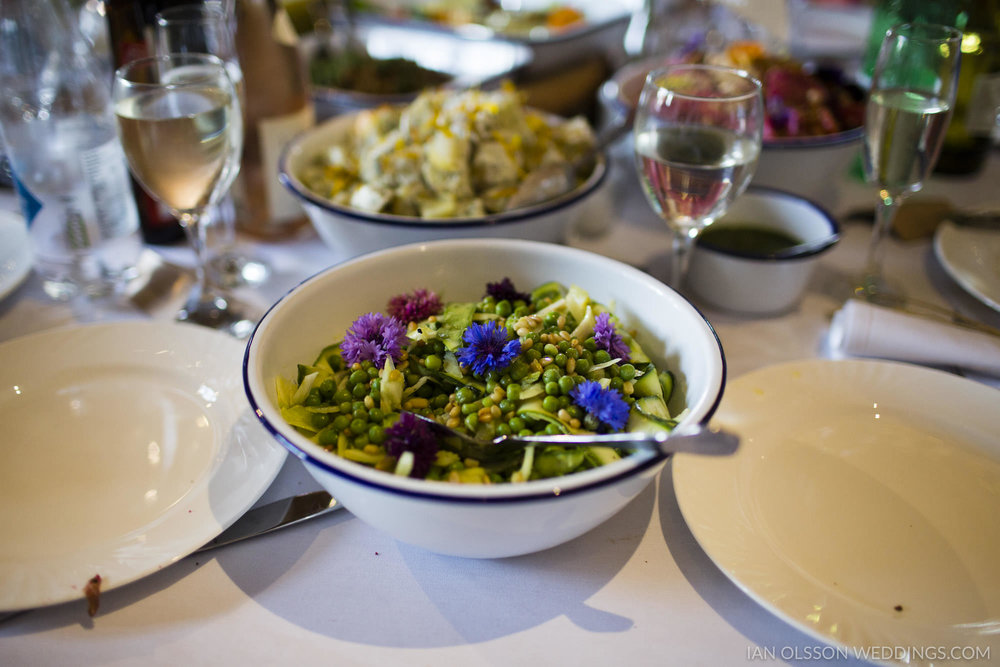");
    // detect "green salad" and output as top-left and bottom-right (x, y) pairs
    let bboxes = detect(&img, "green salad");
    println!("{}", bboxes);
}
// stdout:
(275, 279), (679, 483)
